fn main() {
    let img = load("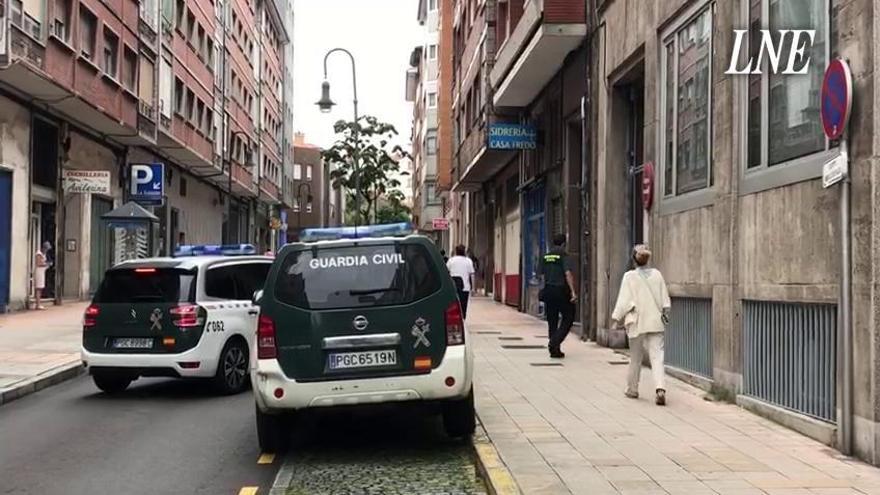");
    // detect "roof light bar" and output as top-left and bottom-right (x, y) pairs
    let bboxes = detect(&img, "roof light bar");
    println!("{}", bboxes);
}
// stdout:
(299, 223), (414, 242)
(173, 244), (257, 257)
